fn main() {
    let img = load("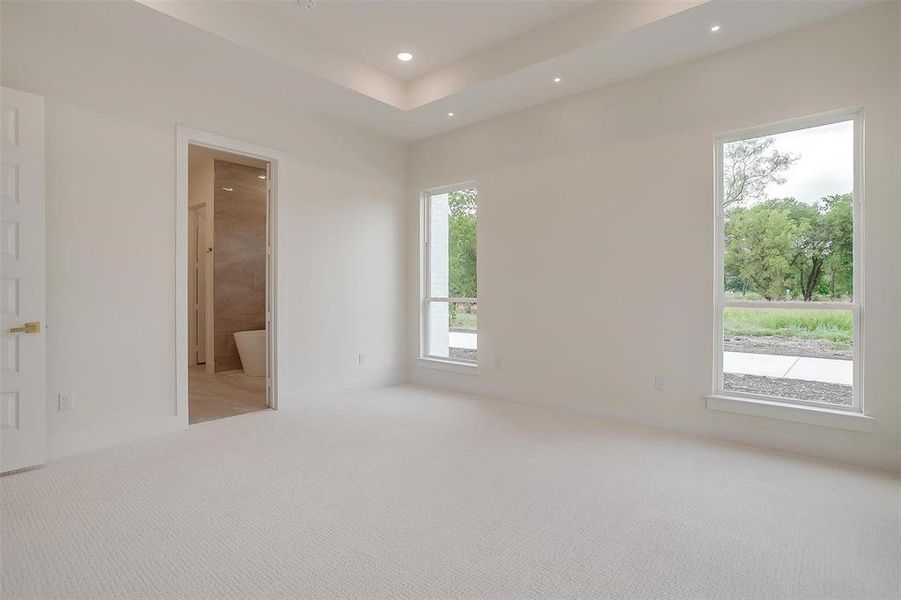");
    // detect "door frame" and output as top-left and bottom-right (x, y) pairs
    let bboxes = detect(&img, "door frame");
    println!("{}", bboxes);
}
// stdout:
(175, 126), (285, 425)
(187, 202), (208, 367)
